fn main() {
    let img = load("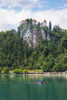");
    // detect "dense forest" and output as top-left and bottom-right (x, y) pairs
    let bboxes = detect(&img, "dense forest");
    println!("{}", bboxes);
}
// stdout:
(0, 25), (67, 72)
